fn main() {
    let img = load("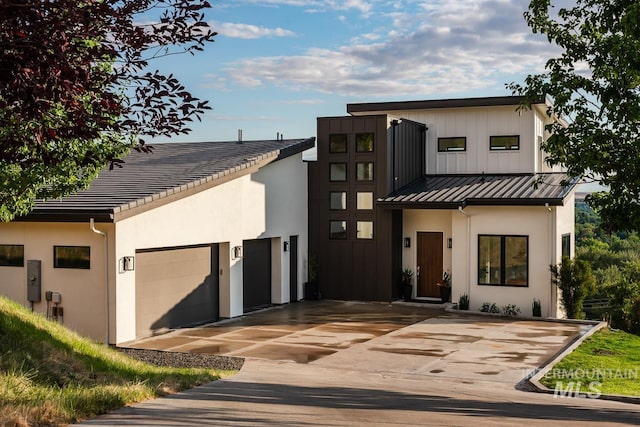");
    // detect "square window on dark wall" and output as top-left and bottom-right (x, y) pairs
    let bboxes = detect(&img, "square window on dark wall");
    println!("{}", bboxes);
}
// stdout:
(490, 135), (520, 150)
(478, 235), (528, 286)
(330, 191), (347, 210)
(54, 246), (90, 269)
(329, 163), (347, 181)
(0, 244), (24, 267)
(356, 221), (374, 239)
(438, 137), (466, 152)
(356, 133), (374, 152)
(356, 162), (374, 181)
(356, 192), (374, 210)
(329, 134), (348, 153)
(329, 221), (347, 239)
